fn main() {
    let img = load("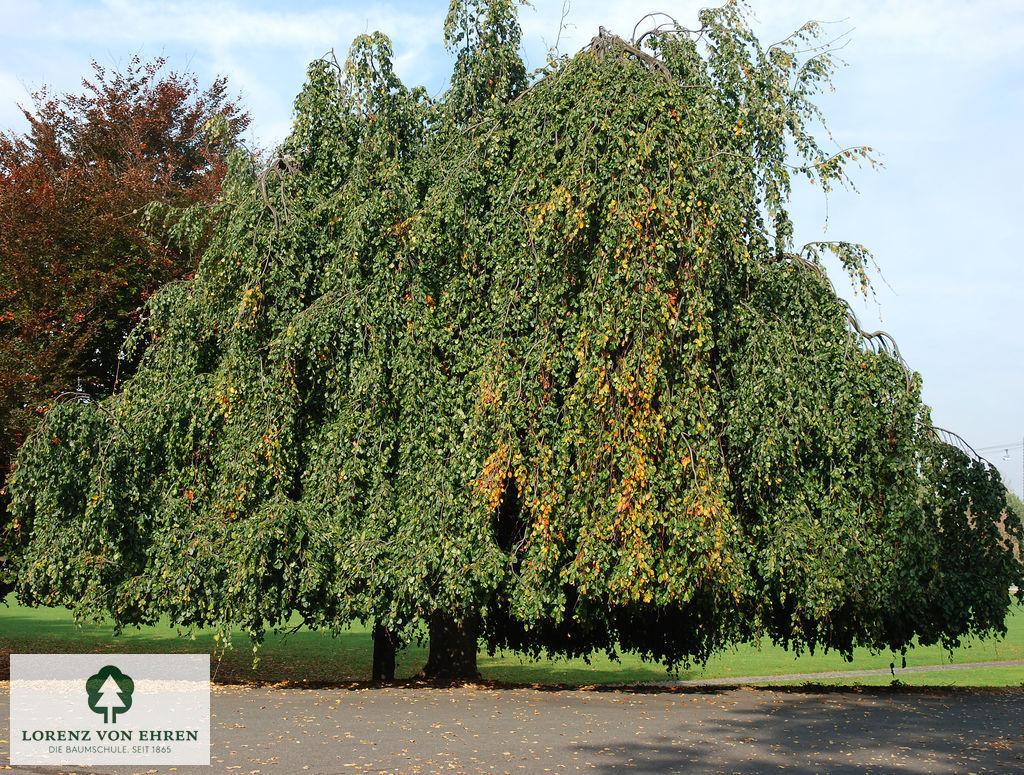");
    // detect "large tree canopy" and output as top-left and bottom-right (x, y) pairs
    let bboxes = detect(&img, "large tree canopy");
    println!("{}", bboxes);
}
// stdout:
(4, 1), (1021, 679)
